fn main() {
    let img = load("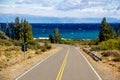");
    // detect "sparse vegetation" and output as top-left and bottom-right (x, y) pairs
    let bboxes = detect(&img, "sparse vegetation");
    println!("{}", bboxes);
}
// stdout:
(35, 50), (42, 55)
(63, 39), (75, 45)
(0, 39), (13, 46)
(12, 40), (22, 46)
(41, 46), (47, 52)
(45, 42), (52, 50)
(101, 50), (120, 57)
(112, 57), (120, 62)
(27, 40), (41, 50)
(99, 38), (120, 51)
